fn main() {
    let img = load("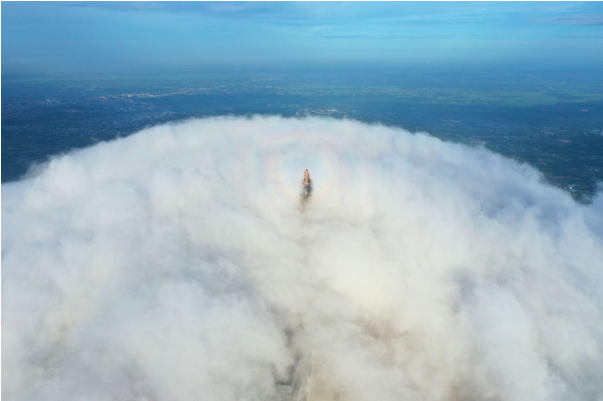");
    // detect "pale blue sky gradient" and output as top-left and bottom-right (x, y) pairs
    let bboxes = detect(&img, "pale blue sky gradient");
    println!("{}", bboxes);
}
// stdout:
(2, 2), (603, 74)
